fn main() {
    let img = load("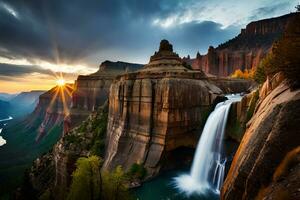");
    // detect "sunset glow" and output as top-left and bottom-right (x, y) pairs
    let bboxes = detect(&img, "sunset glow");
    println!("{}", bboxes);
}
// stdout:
(56, 79), (65, 86)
